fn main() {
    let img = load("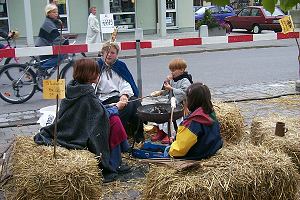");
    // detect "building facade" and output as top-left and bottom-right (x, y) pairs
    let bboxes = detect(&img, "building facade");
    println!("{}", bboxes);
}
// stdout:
(0, 0), (194, 37)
